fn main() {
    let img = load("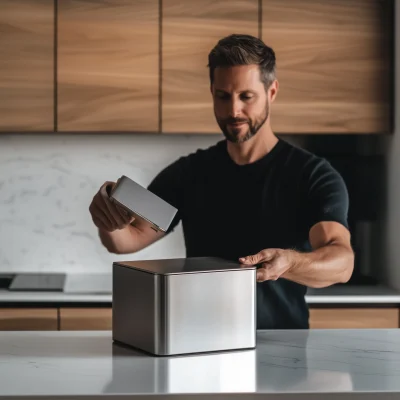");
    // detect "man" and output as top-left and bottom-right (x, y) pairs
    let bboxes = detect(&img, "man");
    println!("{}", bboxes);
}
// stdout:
(89, 34), (354, 329)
